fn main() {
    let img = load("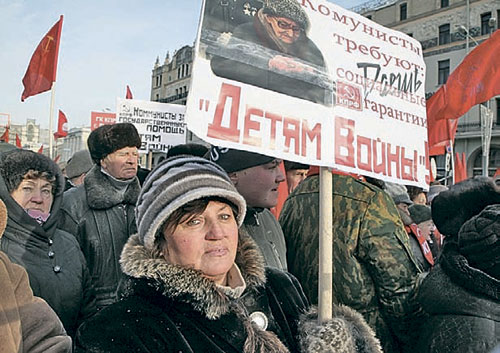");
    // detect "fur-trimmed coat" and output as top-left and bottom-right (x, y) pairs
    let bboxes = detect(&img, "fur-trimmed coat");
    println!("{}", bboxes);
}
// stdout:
(60, 165), (140, 309)
(75, 233), (382, 353)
